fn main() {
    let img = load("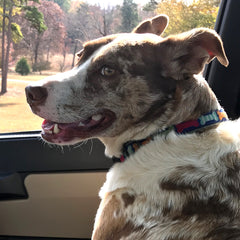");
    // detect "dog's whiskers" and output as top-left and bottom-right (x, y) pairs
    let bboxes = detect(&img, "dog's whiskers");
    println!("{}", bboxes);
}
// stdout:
(73, 139), (89, 149)
(89, 139), (94, 155)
